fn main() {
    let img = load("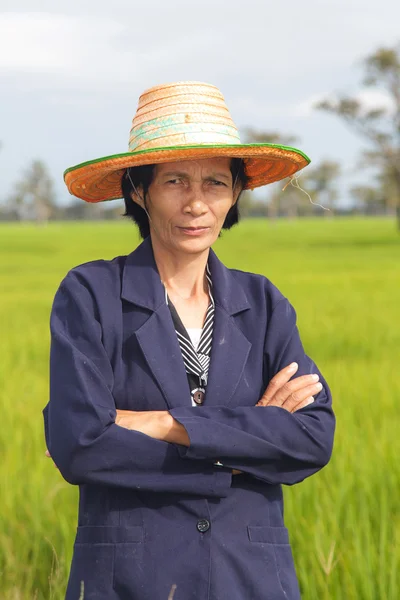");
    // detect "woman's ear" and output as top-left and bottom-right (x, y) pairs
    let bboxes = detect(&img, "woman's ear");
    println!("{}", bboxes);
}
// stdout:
(130, 185), (145, 209)
(232, 182), (243, 205)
